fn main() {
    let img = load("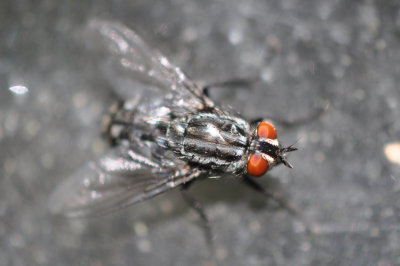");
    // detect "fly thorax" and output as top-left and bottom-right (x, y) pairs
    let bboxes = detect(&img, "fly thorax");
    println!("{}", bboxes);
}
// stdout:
(167, 113), (250, 173)
(166, 117), (187, 154)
